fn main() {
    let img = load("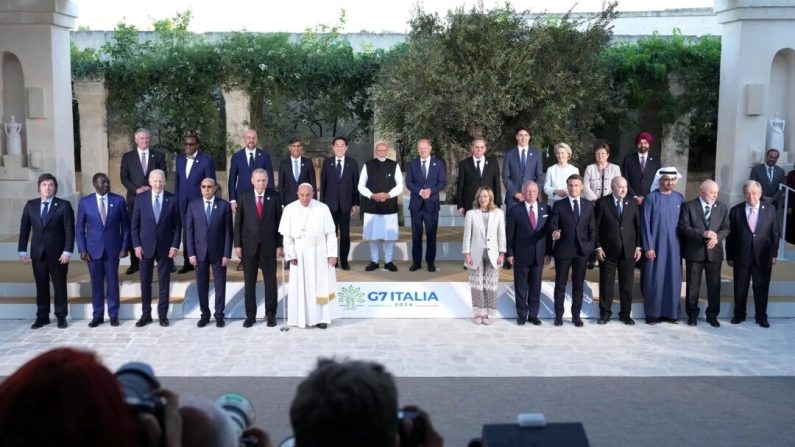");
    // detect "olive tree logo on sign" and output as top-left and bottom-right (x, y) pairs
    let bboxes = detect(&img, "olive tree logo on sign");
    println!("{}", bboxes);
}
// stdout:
(338, 285), (366, 310)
